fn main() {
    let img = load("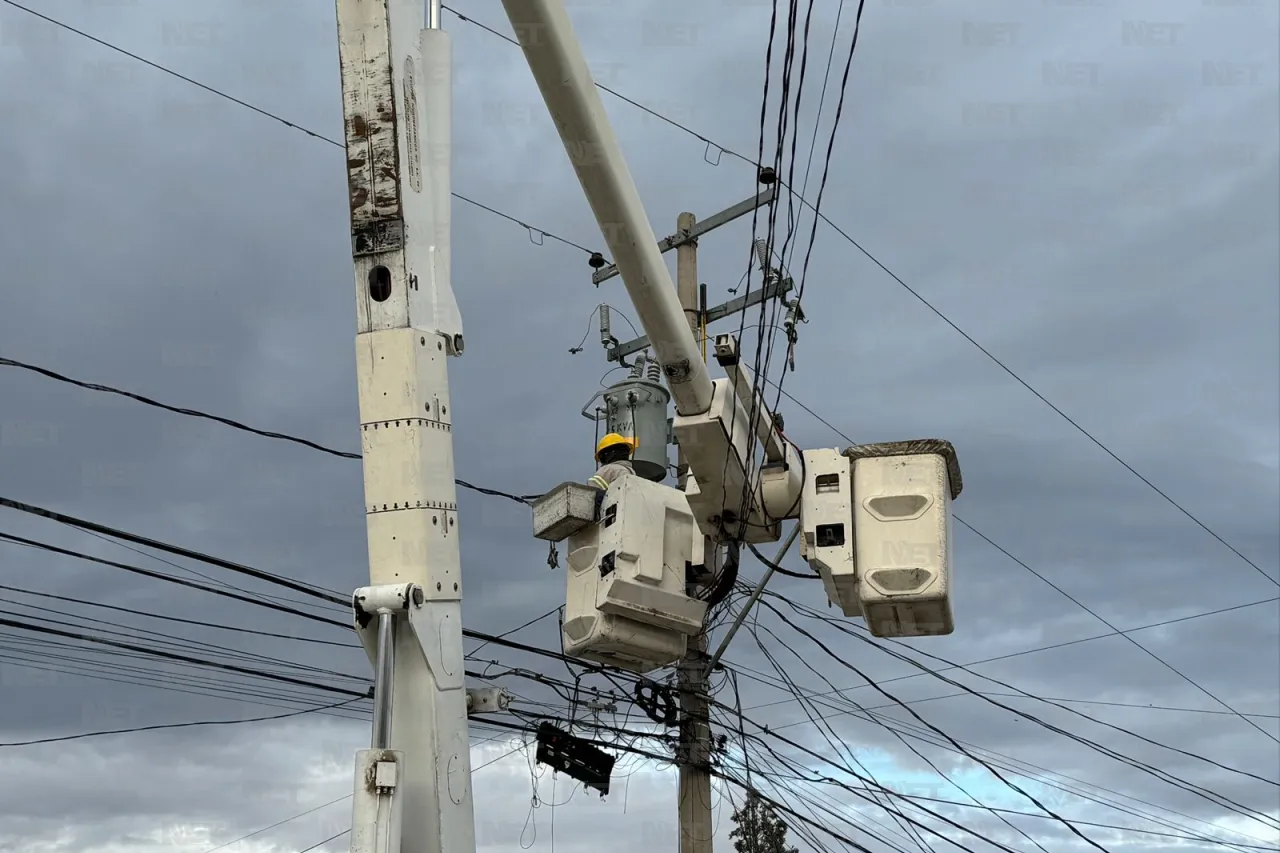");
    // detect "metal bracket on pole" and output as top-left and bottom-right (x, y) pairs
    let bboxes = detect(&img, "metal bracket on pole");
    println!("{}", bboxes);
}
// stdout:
(466, 687), (513, 715)
(608, 277), (794, 363)
(591, 187), (778, 286)
(352, 584), (466, 693)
